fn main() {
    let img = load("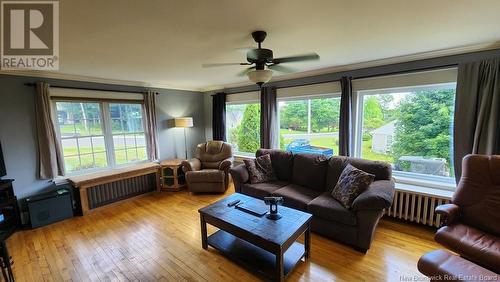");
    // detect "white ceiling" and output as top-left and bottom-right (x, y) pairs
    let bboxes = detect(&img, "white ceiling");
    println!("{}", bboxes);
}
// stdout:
(33, 0), (500, 90)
